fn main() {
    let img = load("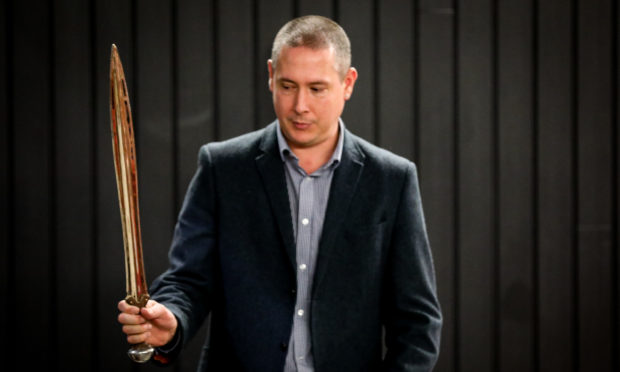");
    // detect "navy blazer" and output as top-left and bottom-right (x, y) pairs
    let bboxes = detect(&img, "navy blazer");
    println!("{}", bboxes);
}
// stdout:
(150, 122), (442, 371)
